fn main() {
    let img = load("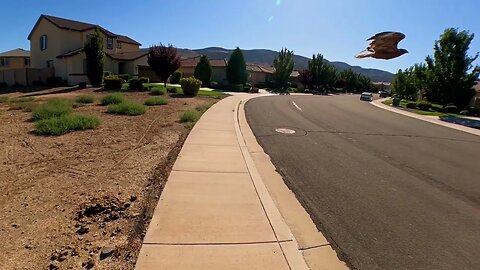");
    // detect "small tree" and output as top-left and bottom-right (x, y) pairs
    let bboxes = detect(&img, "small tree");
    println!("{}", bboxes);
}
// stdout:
(148, 44), (181, 87)
(298, 69), (312, 90)
(226, 47), (248, 85)
(308, 54), (338, 91)
(425, 28), (480, 108)
(273, 48), (295, 91)
(84, 28), (104, 87)
(194, 55), (212, 87)
(170, 71), (182, 84)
